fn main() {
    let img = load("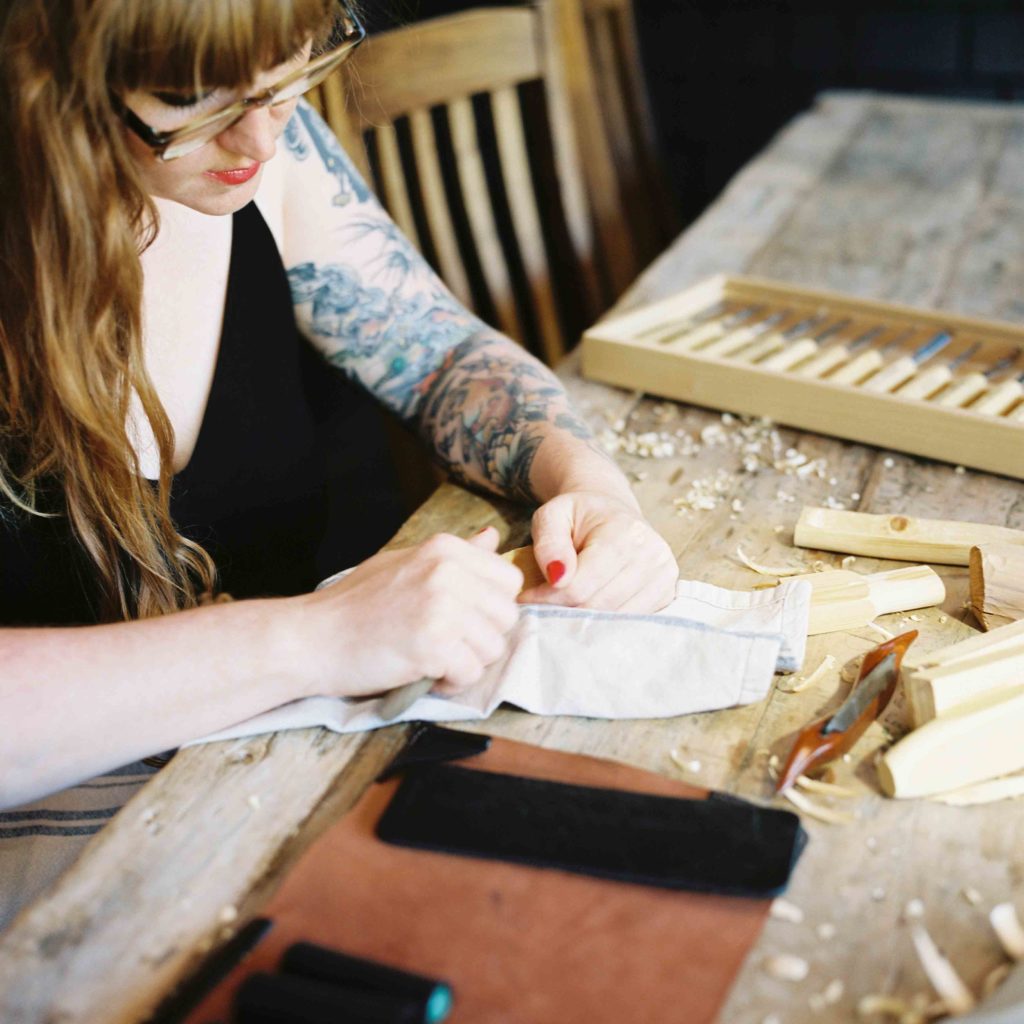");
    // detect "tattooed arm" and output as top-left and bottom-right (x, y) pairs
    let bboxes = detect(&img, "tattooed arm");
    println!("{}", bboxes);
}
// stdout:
(279, 102), (676, 610)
